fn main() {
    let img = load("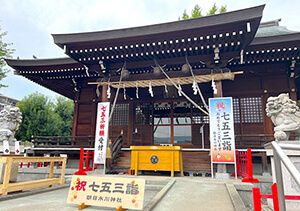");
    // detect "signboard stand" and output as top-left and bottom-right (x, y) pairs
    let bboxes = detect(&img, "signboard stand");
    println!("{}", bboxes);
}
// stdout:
(209, 97), (237, 179)
(78, 203), (90, 210)
(78, 203), (127, 211)
(116, 206), (127, 211)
